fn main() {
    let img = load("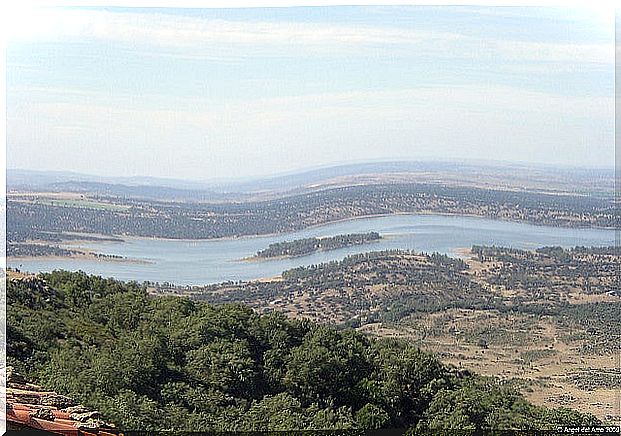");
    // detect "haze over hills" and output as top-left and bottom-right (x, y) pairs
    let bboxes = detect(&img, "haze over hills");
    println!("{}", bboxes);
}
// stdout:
(8, 160), (615, 203)
(5, 4), (617, 433)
